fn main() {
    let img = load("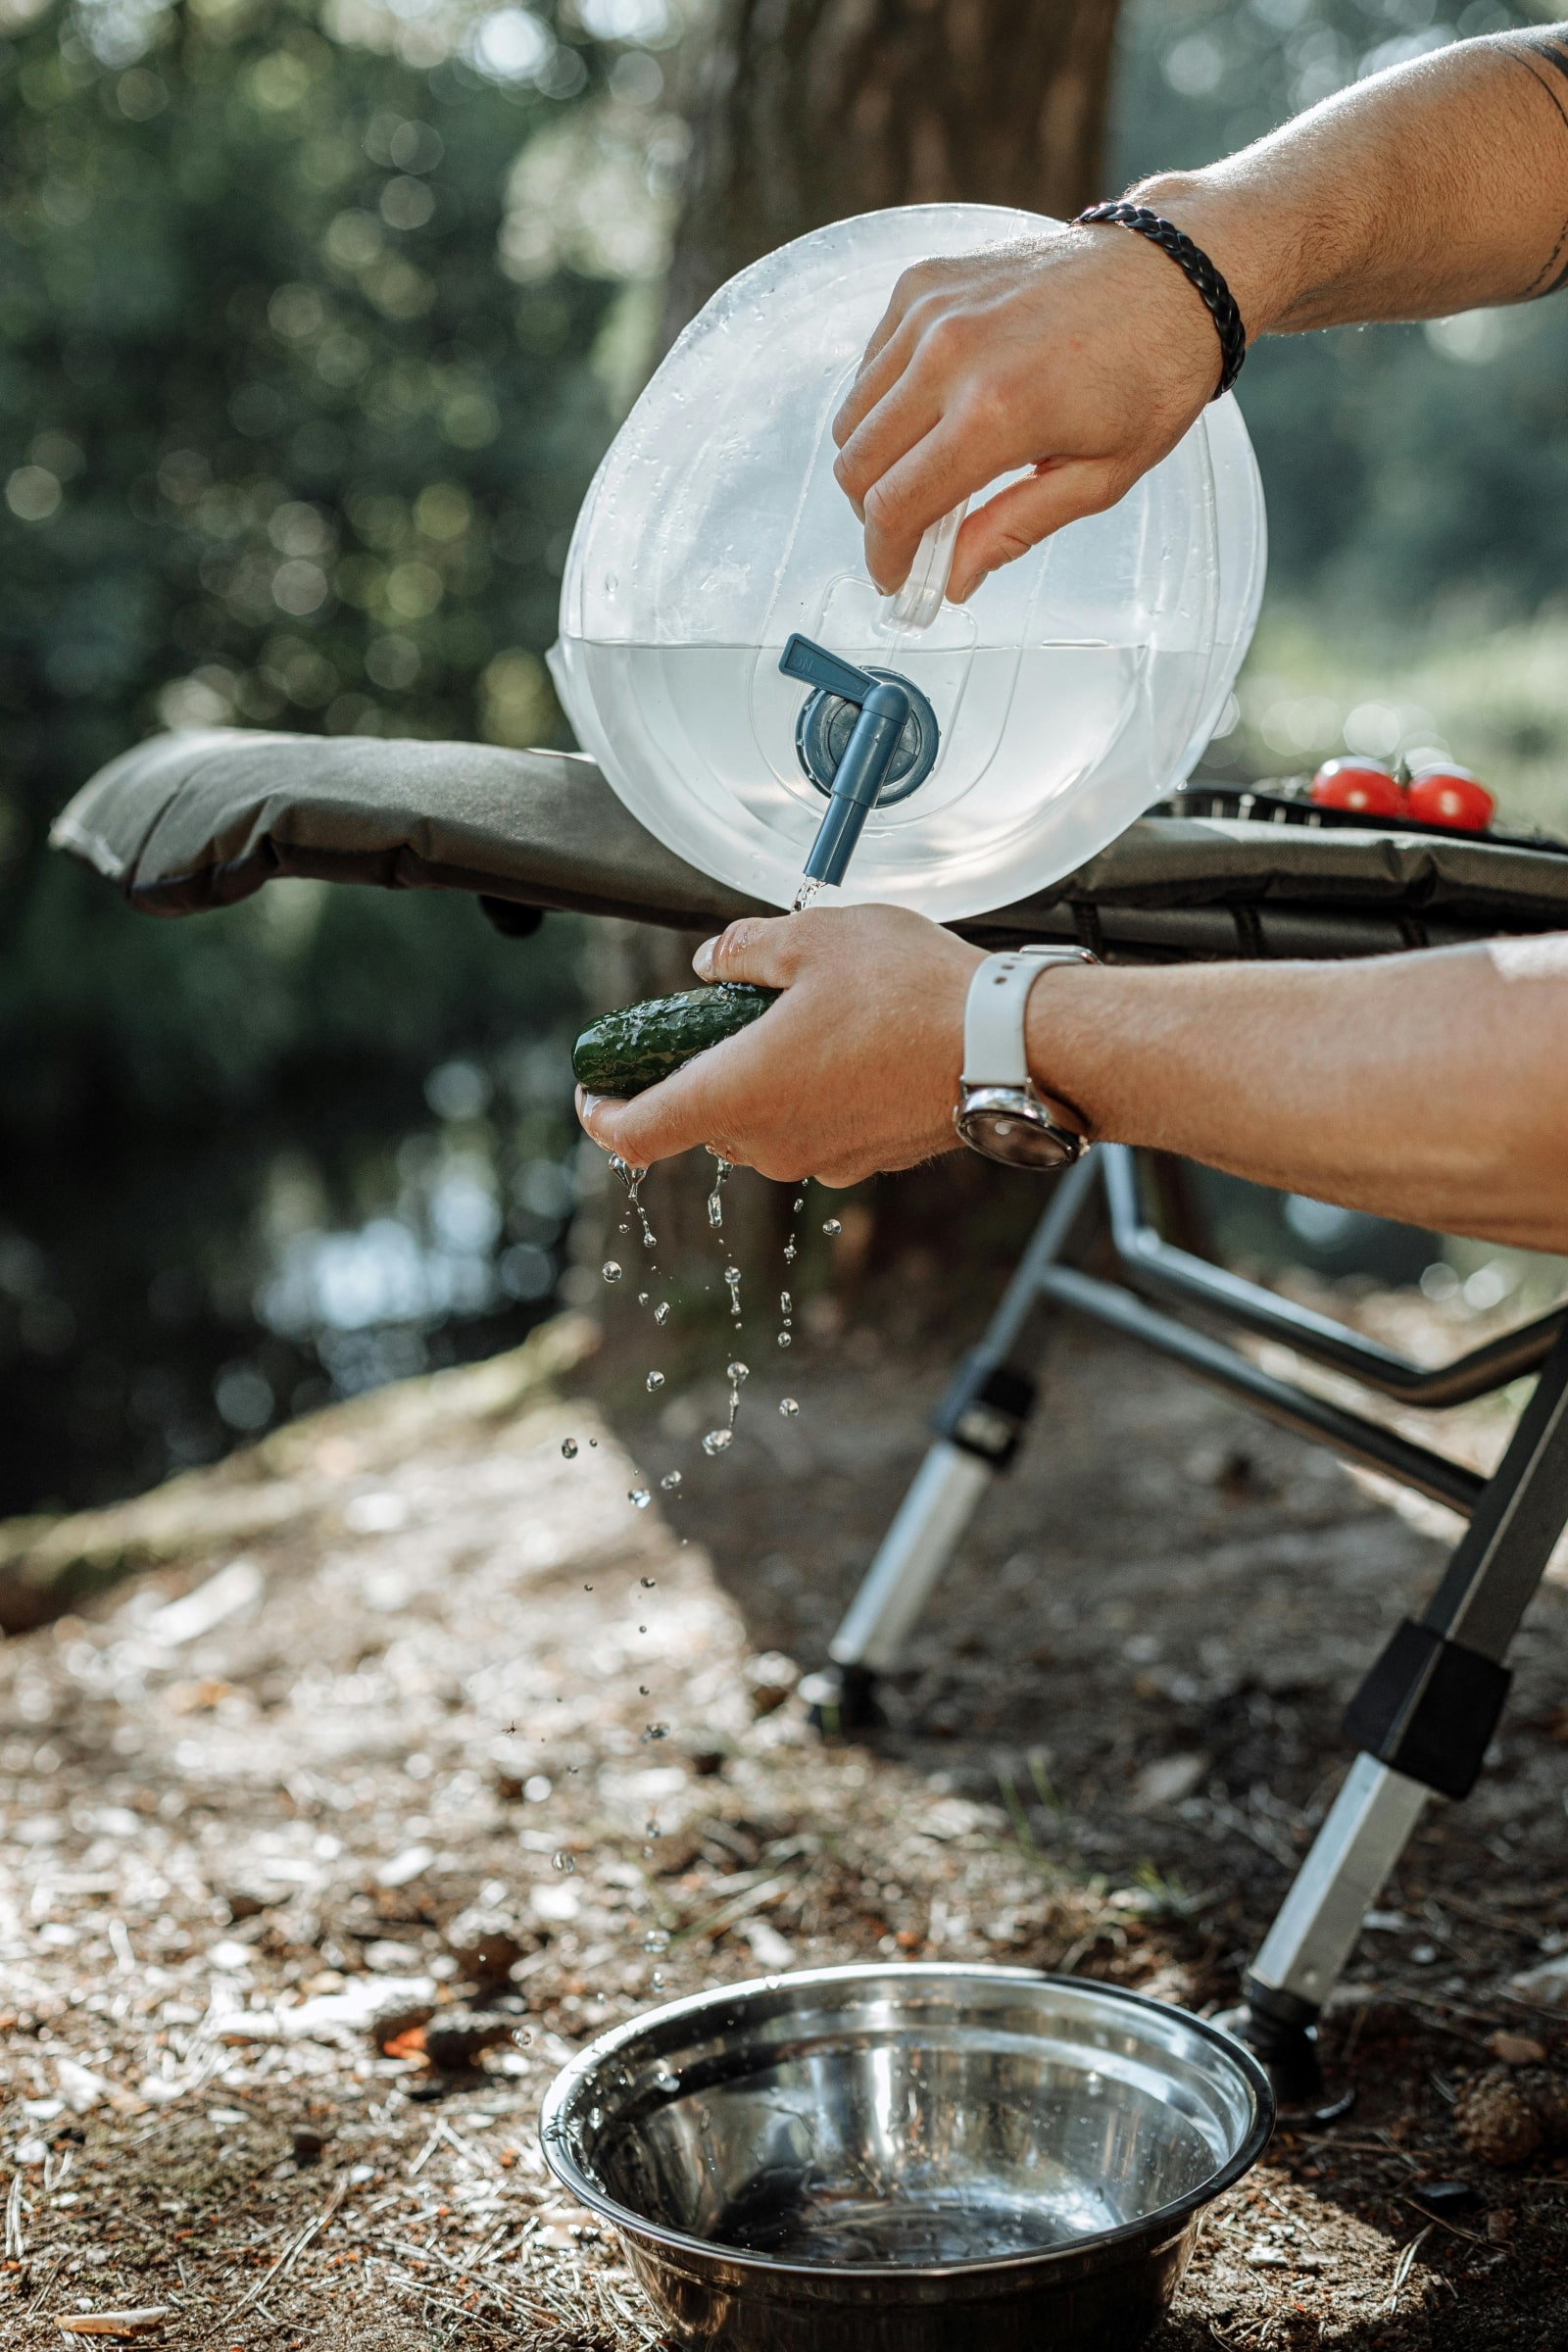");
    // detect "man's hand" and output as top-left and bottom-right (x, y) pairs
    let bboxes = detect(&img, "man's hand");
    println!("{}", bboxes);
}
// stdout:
(830, 228), (1221, 605)
(830, 35), (1568, 603)
(576, 906), (982, 1185)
